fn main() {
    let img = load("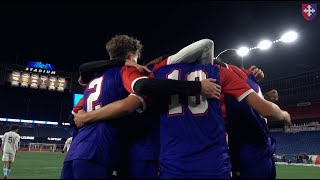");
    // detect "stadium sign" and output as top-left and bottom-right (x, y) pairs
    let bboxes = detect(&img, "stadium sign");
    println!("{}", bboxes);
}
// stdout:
(47, 137), (62, 141)
(25, 61), (56, 75)
(0, 135), (34, 140)
(21, 136), (35, 140)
